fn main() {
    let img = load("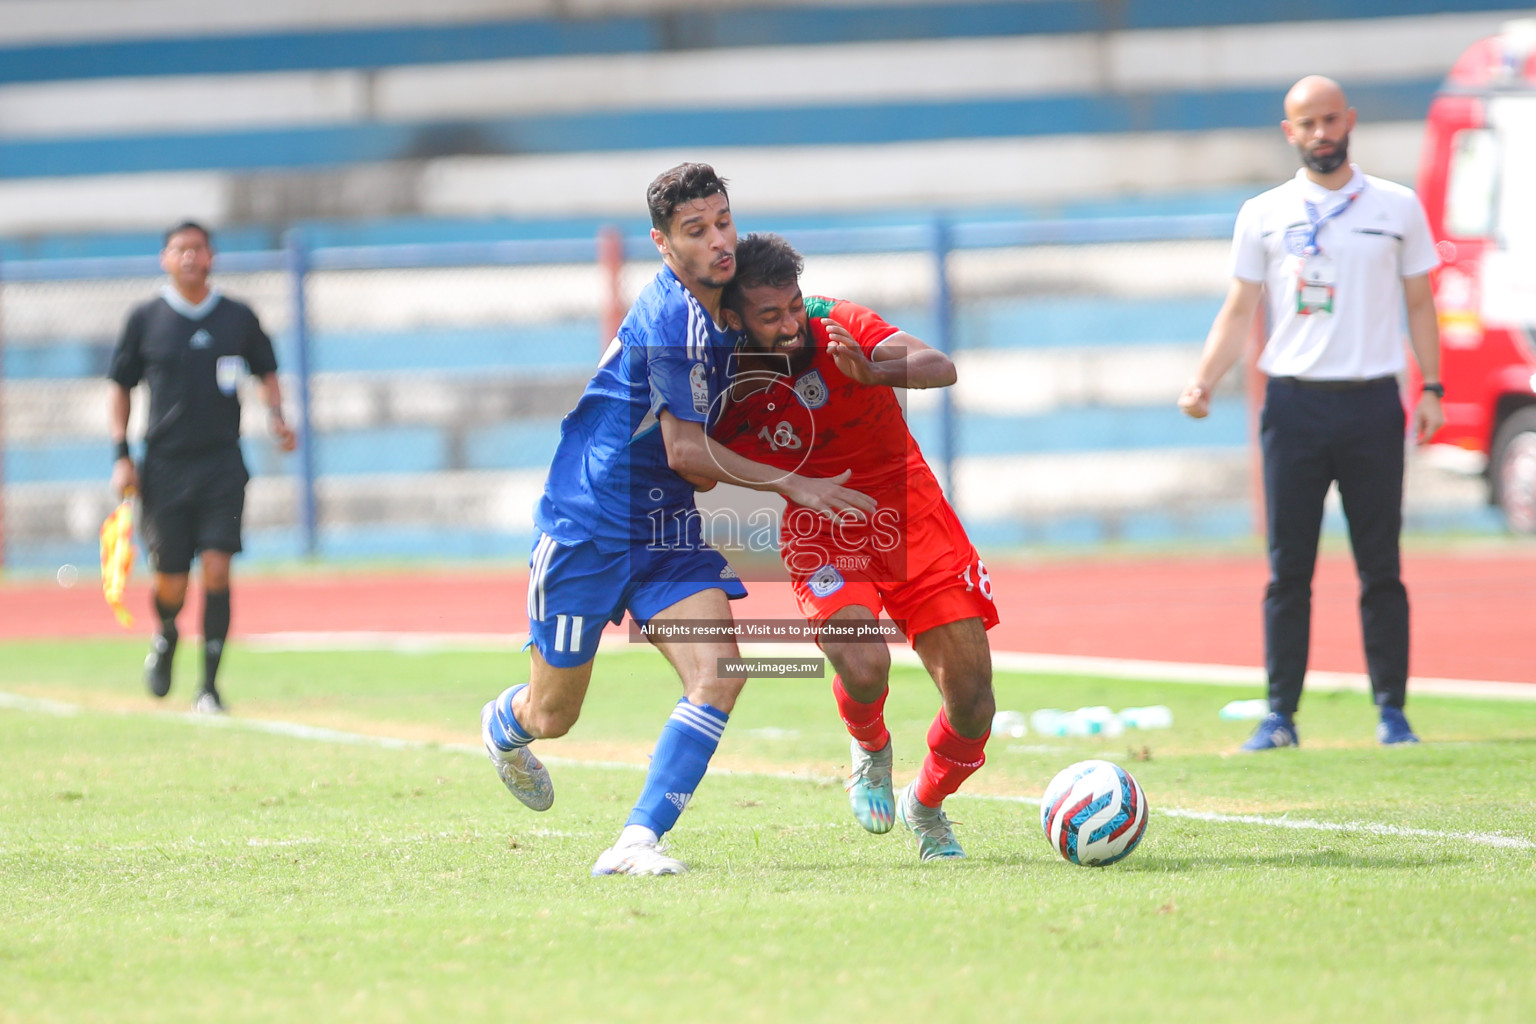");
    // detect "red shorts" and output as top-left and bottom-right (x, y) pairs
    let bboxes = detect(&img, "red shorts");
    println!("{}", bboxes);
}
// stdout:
(786, 497), (999, 643)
